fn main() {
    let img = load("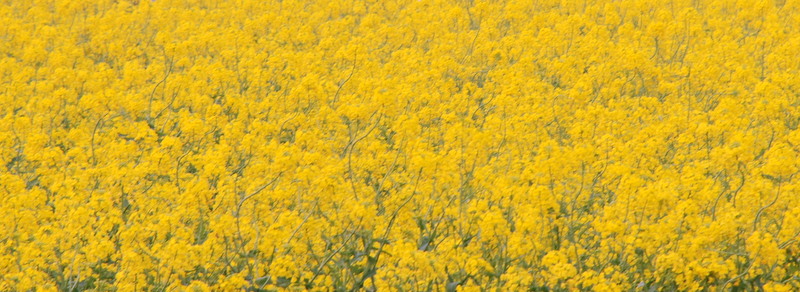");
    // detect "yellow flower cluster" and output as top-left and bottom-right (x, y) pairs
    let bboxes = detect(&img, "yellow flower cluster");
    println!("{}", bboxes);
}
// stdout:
(2, 0), (800, 291)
